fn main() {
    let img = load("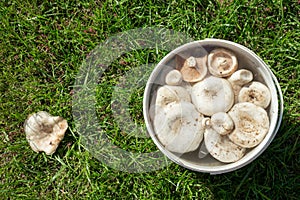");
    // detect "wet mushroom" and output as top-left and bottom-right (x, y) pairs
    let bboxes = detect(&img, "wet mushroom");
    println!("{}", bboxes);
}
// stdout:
(154, 102), (204, 153)
(238, 81), (271, 108)
(227, 69), (253, 102)
(228, 102), (269, 148)
(191, 76), (234, 116)
(179, 56), (207, 82)
(211, 112), (234, 135)
(24, 111), (68, 155)
(204, 125), (246, 163)
(208, 48), (238, 77)
(165, 70), (183, 86)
